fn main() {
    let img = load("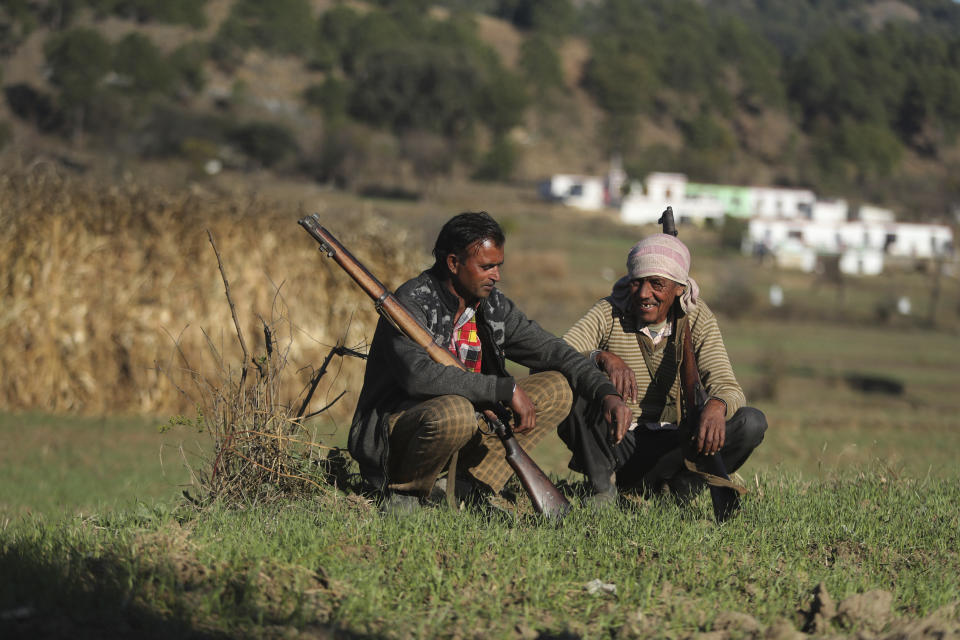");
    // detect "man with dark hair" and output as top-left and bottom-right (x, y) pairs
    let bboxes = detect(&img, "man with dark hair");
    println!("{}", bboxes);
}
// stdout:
(559, 233), (767, 509)
(350, 211), (632, 511)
